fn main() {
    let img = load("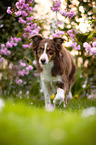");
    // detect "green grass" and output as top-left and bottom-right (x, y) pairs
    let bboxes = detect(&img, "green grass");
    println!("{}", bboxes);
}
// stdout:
(0, 97), (96, 145)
